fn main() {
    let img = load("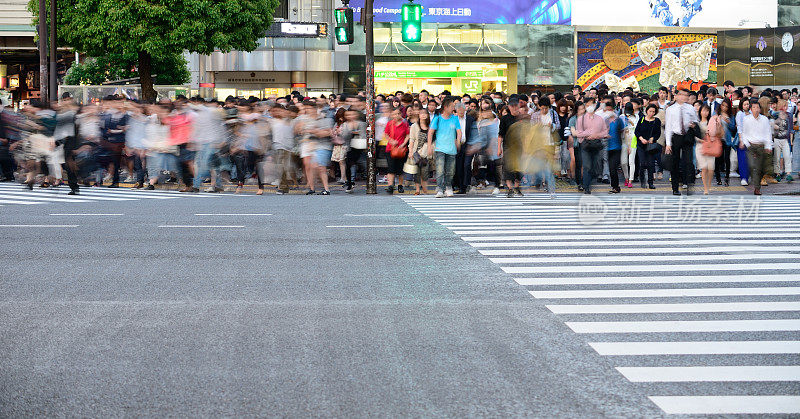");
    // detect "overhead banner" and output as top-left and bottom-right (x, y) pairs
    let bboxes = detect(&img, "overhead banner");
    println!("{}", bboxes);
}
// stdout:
(348, 0), (571, 25)
(576, 32), (718, 93)
(572, 0), (777, 28)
